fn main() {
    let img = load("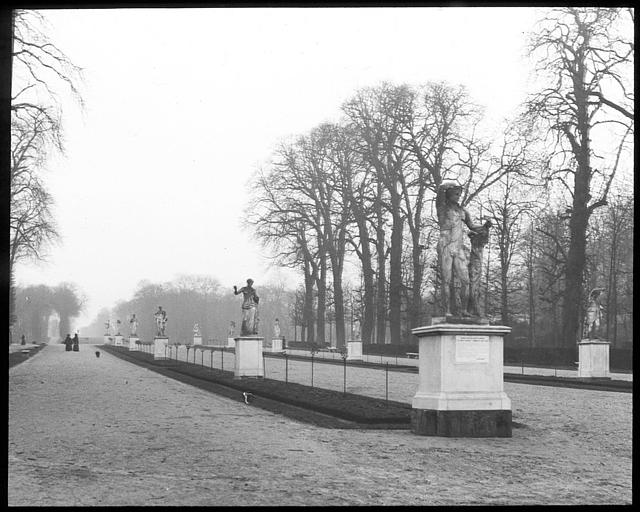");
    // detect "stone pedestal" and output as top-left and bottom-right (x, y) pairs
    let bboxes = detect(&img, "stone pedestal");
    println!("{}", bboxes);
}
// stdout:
(128, 337), (139, 351)
(233, 337), (264, 378)
(271, 339), (283, 352)
(153, 337), (169, 360)
(227, 337), (236, 348)
(410, 323), (512, 437)
(578, 340), (611, 378)
(346, 340), (363, 361)
(103, 335), (111, 344)
(193, 336), (203, 346)
(114, 335), (124, 346)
